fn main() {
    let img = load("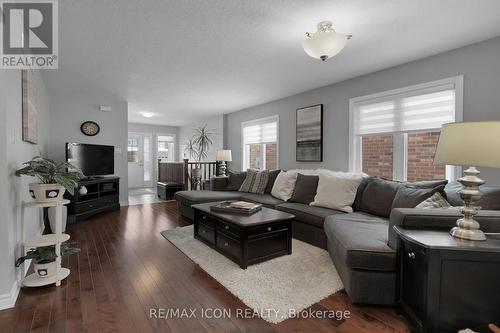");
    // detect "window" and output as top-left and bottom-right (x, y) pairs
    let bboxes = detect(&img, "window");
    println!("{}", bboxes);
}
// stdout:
(349, 76), (463, 181)
(127, 137), (139, 162)
(242, 116), (279, 170)
(157, 134), (175, 161)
